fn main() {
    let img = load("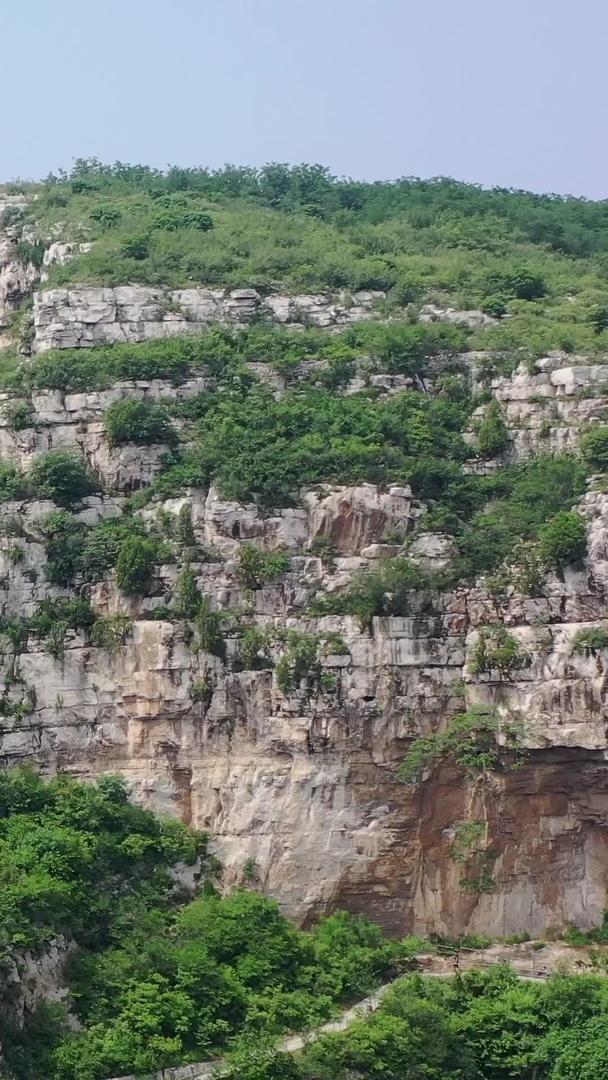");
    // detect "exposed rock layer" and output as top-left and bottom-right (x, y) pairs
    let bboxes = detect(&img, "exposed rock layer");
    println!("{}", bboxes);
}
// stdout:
(32, 286), (387, 351)
(0, 217), (608, 936)
(0, 357), (606, 935)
